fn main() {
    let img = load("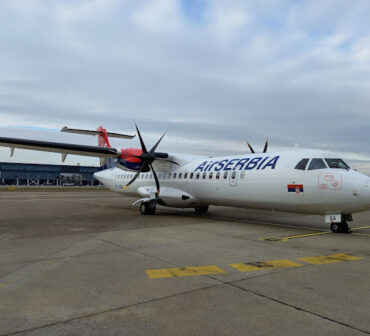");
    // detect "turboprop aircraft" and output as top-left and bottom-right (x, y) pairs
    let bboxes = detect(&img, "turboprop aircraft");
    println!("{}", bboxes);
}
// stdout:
(0, 125), (369, 233)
